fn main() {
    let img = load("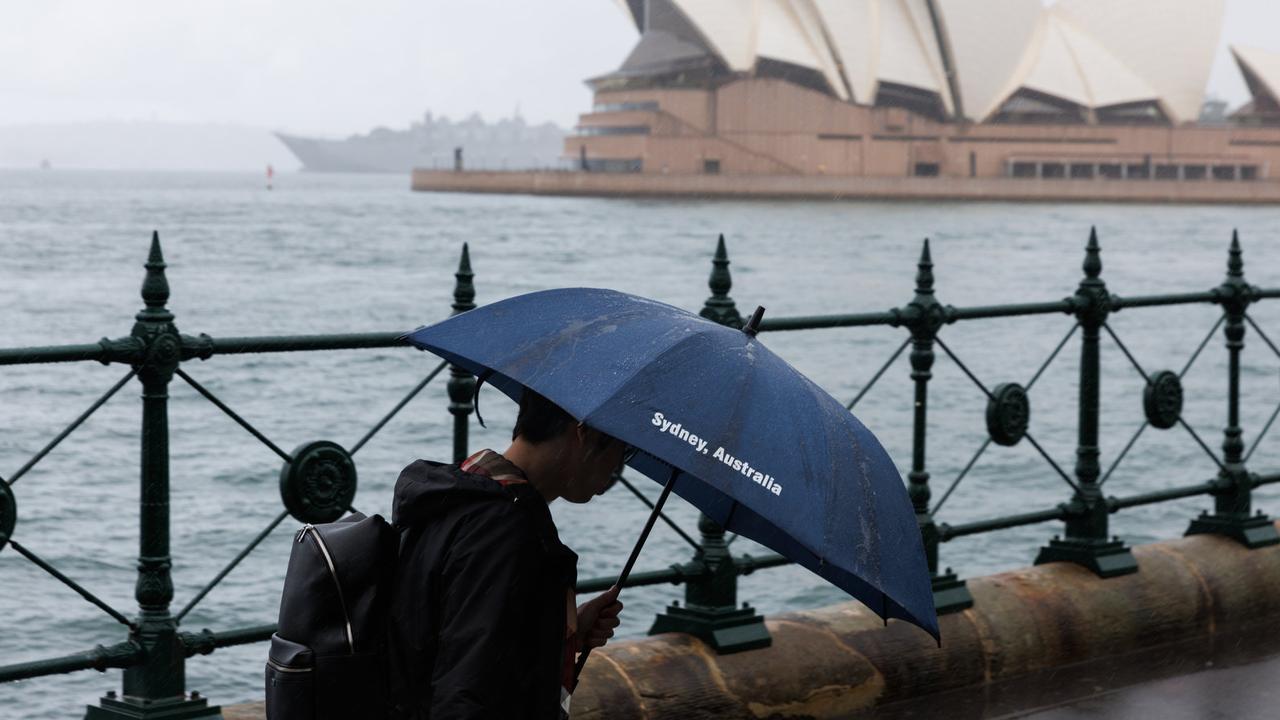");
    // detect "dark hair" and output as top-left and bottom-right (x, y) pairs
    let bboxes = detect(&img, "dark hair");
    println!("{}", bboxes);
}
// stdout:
(512, 389), (575, 444)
